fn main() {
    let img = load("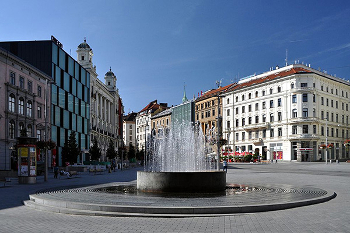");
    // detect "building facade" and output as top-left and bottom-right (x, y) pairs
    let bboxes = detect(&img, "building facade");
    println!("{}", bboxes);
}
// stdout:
(123, 112), (137, 150)
(76, 40), (123, 161)
(0, 47), (52, 170)
(0, 37), (91, 166)
(222, 64), (350, 162)
(151, 108), (172, 137)
(136, 100), (168, 151)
